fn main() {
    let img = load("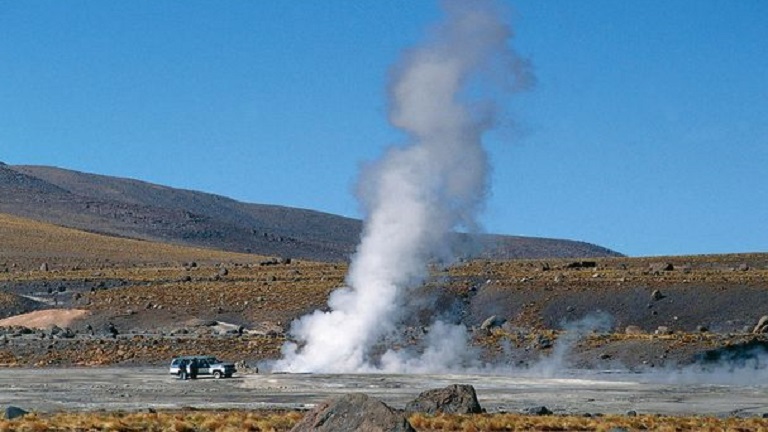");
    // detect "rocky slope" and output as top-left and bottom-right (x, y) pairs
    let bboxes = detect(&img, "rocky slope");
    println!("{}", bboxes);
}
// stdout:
(0, 162), (621, 262)
(0, 216), (765, 369)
